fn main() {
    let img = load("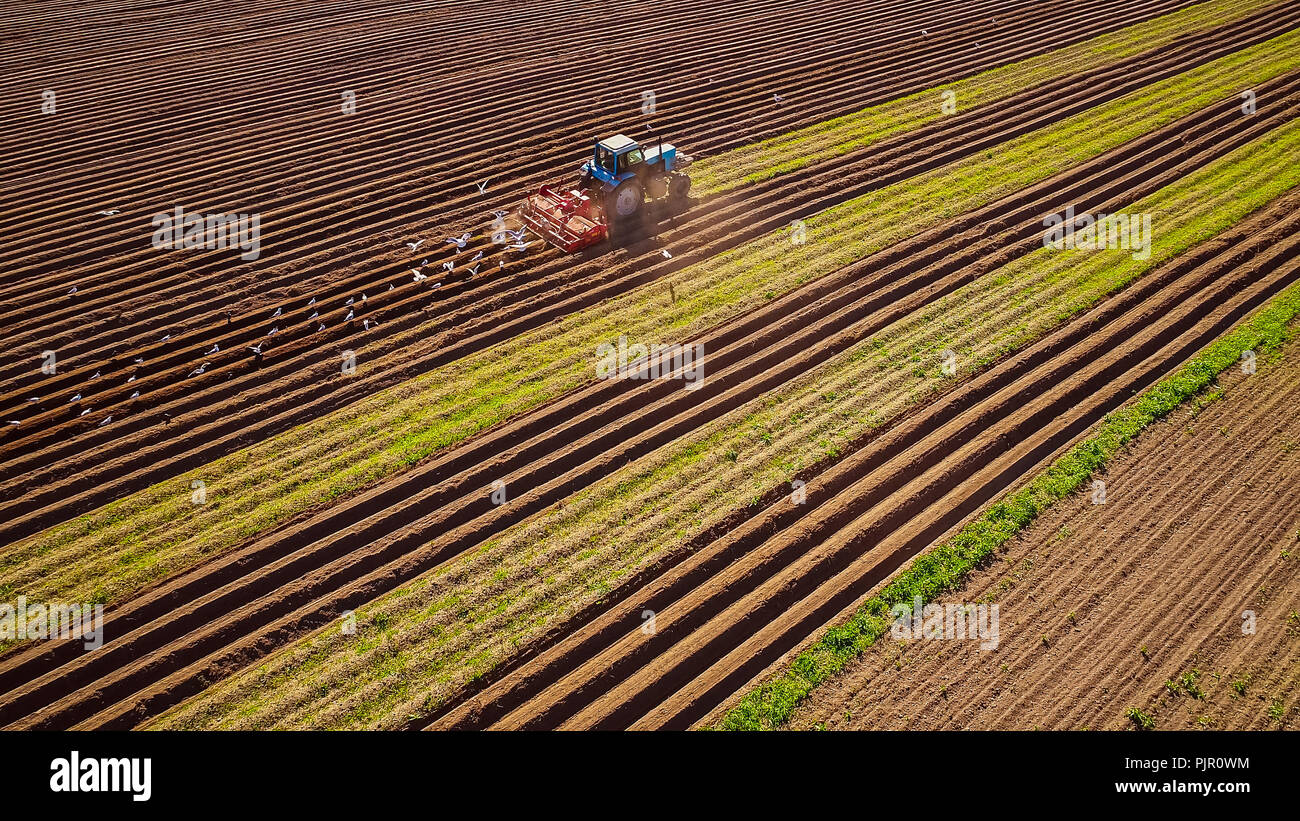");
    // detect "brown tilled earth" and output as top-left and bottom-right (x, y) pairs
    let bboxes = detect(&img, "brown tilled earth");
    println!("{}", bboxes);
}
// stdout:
(789, 337), (1300, 731)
